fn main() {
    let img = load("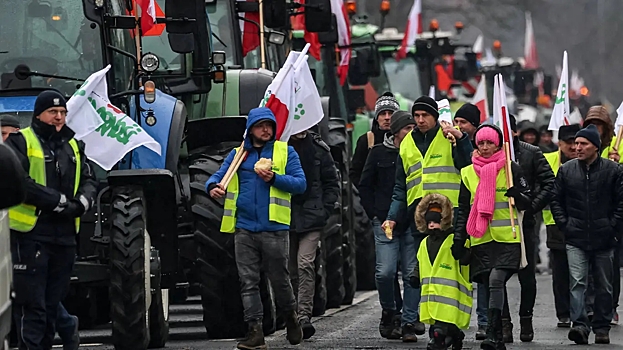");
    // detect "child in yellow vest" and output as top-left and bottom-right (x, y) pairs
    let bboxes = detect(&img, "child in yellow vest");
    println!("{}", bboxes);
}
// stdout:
(409, 193), (472, 350)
